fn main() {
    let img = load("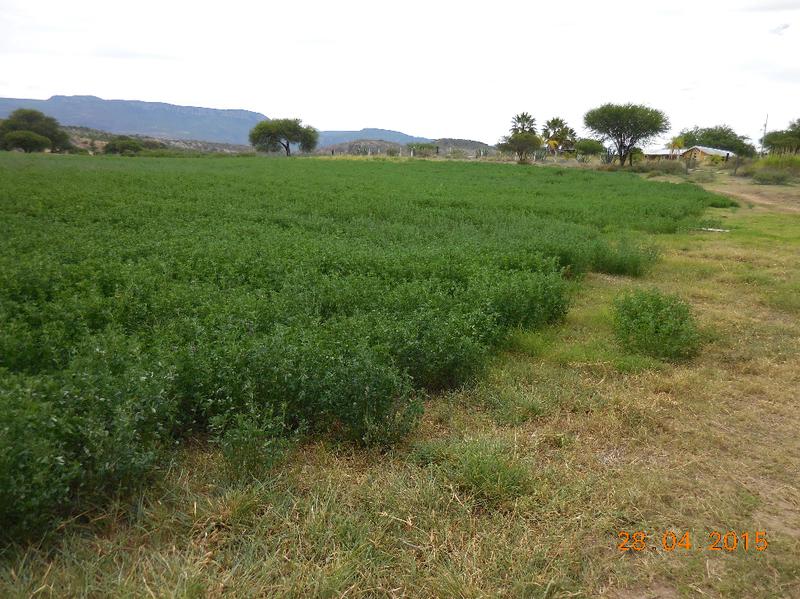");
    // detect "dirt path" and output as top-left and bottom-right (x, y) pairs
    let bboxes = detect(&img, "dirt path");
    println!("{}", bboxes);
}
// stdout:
(704, 176), (800, 214)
